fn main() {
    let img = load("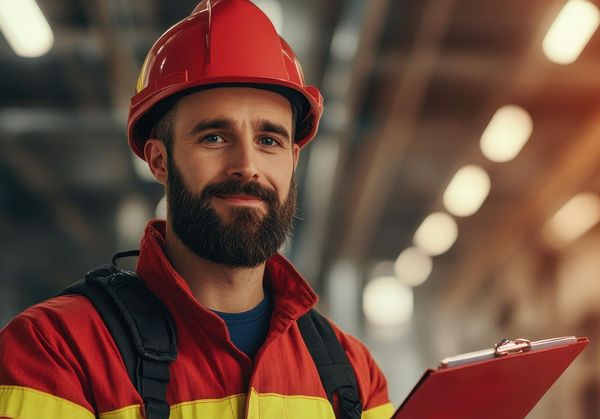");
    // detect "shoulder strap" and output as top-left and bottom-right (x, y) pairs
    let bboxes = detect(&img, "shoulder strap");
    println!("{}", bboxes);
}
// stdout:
(297, 309), (363, 419)
(59, 256), (177, 419)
